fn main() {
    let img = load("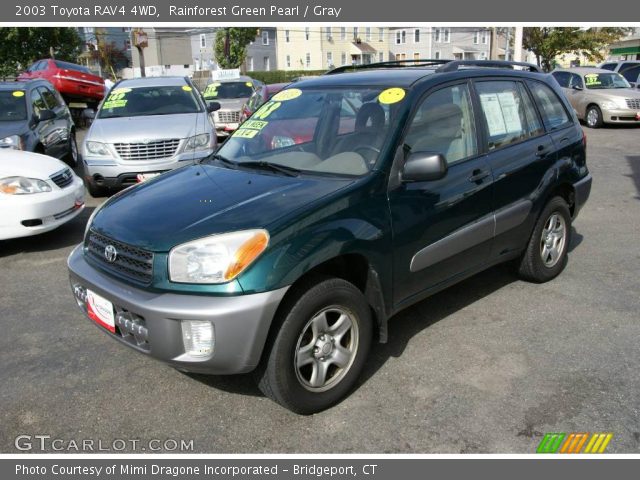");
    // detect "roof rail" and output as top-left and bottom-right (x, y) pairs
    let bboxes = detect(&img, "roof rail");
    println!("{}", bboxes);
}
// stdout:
(325, 59), (451, 75)
(435, 60), (541, 73)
